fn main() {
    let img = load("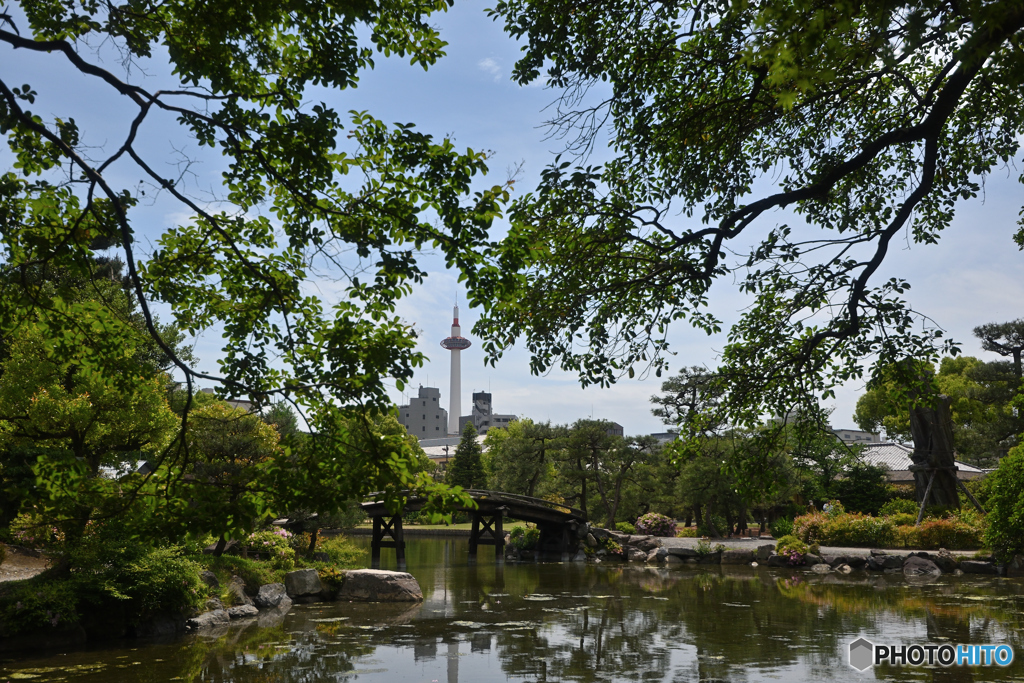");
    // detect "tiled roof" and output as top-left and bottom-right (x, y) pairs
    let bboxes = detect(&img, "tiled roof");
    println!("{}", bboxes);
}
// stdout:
(860, 443), (986, 480)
